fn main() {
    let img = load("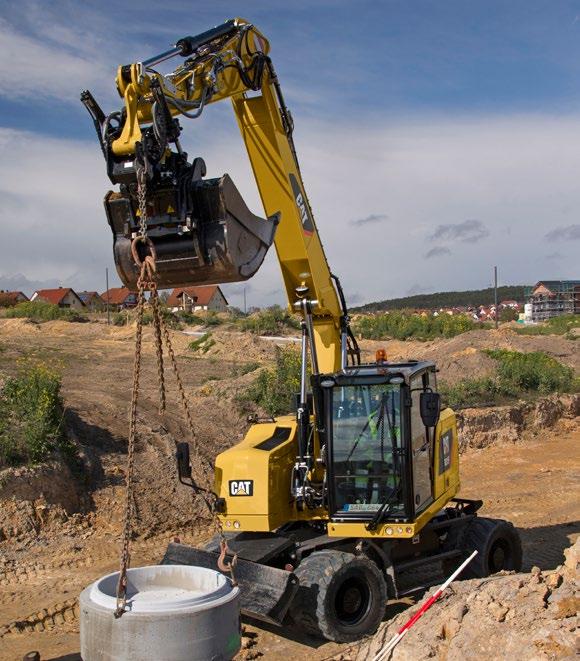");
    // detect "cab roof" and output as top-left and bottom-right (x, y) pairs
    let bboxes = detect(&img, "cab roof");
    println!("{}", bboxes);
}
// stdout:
(329, 360), (436, 385)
